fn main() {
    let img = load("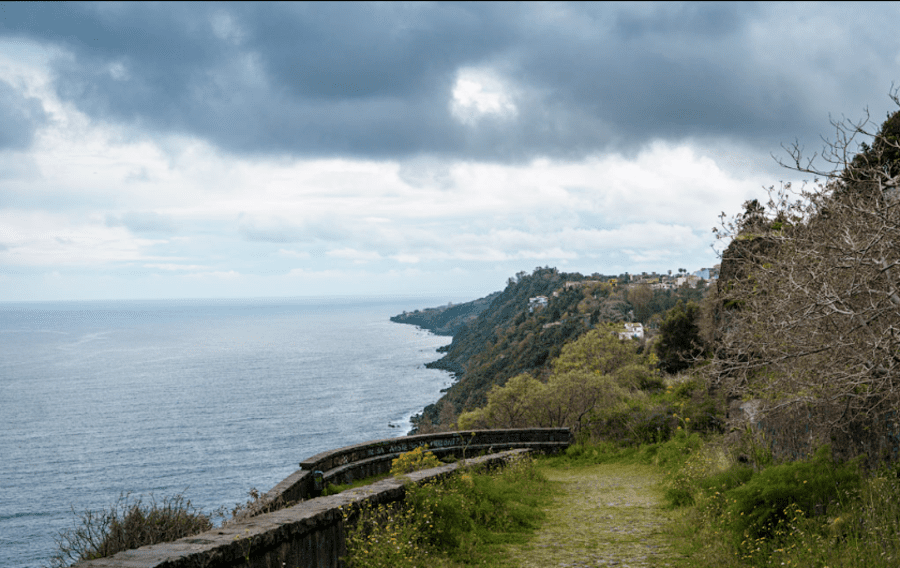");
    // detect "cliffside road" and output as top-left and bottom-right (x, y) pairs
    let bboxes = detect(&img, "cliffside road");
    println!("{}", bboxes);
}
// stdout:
(506, 463), (678, 567)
